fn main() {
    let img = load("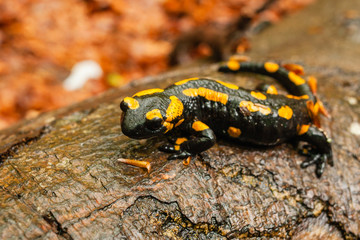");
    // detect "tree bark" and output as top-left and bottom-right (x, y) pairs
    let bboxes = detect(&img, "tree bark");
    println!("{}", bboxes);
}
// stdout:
(1, 0), (360, 239)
